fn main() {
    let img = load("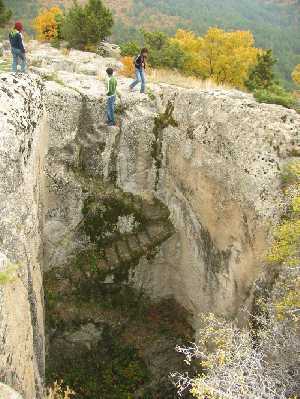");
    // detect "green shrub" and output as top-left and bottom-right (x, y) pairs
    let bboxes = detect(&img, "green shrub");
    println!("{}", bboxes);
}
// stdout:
(254, 84), (296, 108)
(120, 41), (140, 57)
